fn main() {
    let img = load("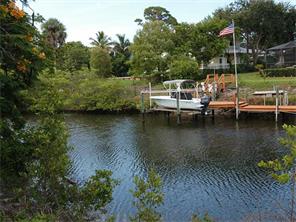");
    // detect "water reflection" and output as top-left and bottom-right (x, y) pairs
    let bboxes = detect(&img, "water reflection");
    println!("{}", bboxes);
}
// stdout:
(66, 113), (295, 221)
